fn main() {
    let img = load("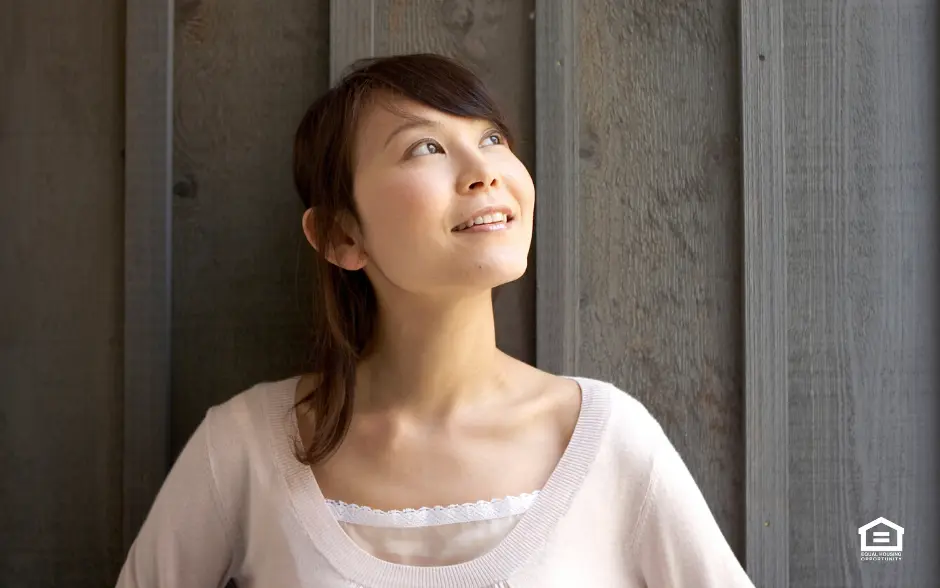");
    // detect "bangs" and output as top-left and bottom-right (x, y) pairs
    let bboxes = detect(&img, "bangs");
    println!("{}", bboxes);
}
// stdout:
(342, 54), (514, 147)
(293, 53), (514, 210)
